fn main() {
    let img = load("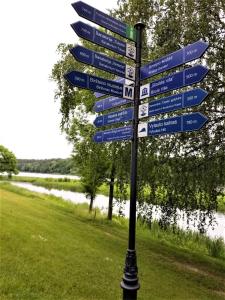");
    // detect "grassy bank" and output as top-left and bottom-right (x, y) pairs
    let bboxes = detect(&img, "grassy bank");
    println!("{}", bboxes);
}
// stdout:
(3, 175), (225, 213)
(5, 175), (110, 197)
(1, 182), (225, 300)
